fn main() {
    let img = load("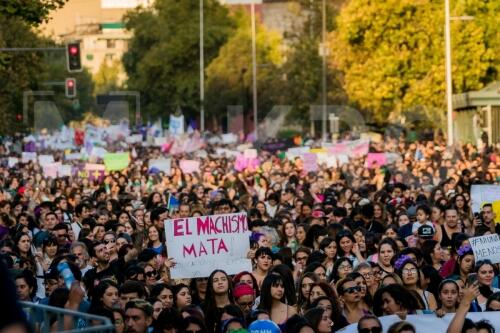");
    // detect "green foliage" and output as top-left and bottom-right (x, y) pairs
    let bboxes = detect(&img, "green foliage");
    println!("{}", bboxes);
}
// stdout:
(0, 0), (68, 26)
(123, 0), (235, 120)
(94, 59), (123, 95)
(205, 11), (284, 123)
(0, 15), (94, 134)
(282, 1), (347, 127)
(330, 0), (500, 124)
